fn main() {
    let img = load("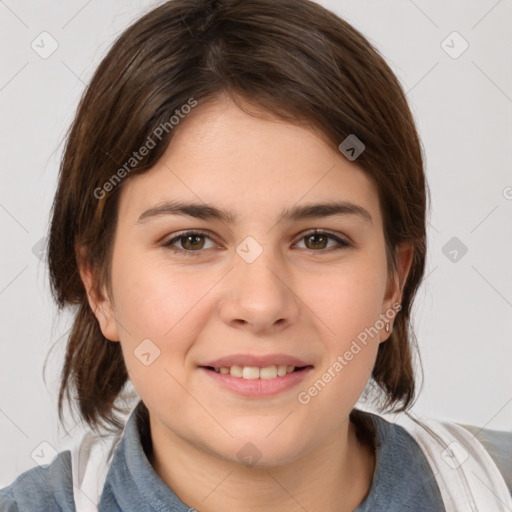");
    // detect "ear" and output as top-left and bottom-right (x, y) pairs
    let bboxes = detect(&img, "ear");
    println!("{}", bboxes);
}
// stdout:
(381, 242), (414, 341)
(76, 244), (120, 342)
